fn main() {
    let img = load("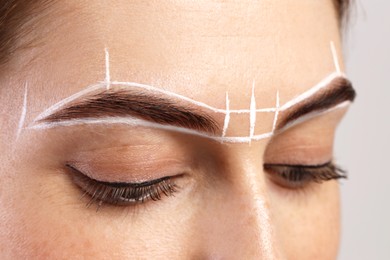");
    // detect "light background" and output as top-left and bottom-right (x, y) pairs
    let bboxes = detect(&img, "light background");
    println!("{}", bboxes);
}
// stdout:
(337, 0), (390, 259)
